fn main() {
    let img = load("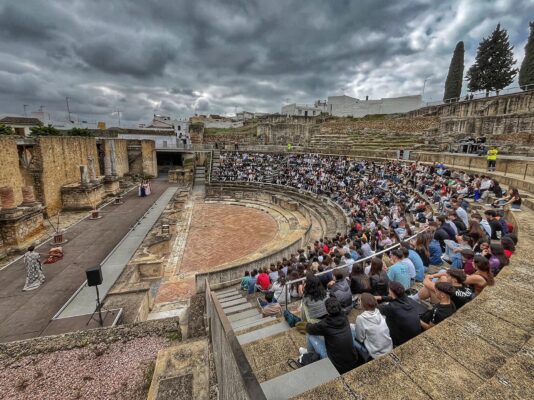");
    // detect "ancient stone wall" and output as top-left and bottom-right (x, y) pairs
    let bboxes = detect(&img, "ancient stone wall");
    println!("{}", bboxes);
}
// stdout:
(141, 140), (157, 177)
(409, 91), (534, 151)
(0, 138), (25, 208)
(37, 137), (100, 216)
